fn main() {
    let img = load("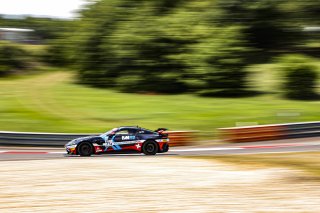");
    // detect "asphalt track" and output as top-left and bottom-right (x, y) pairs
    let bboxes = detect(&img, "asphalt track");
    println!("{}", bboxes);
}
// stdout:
(1, 137), (320, 161)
